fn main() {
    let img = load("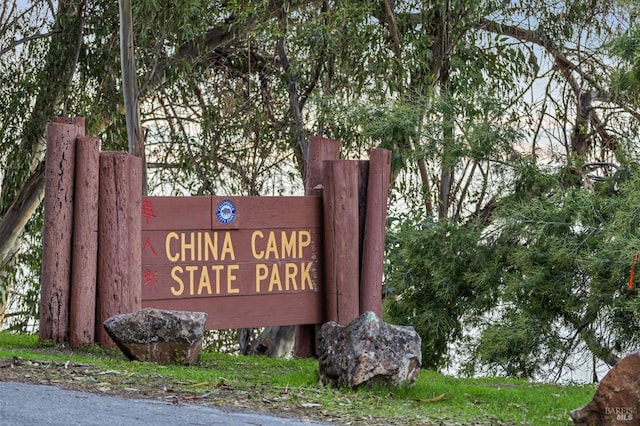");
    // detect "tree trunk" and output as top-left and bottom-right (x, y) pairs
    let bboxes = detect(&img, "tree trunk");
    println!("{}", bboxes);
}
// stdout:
(249, 326), (296, 357)
(0, 1), (85, 274)
(119, 0), (147, 194)
(0, 163), (45, 266)
(432, 0), (454, 219)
